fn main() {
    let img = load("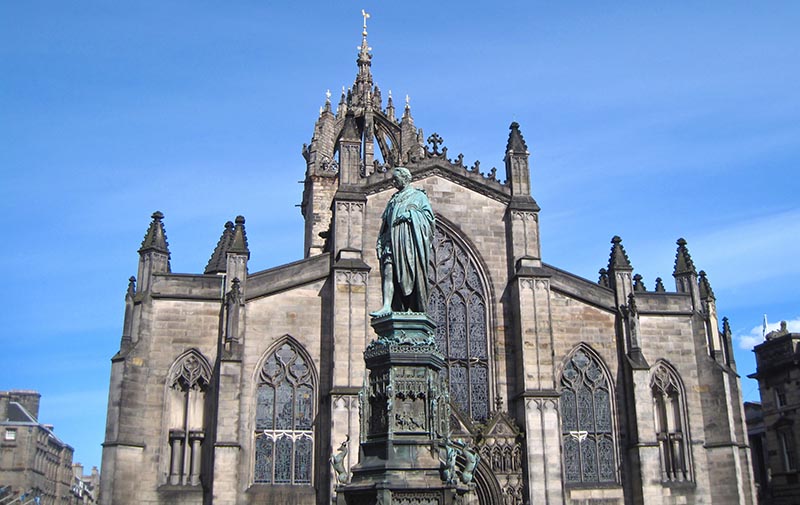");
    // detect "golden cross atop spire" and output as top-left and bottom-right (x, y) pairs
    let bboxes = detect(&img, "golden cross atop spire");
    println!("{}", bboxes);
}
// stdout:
(361, 9), (370, 37)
